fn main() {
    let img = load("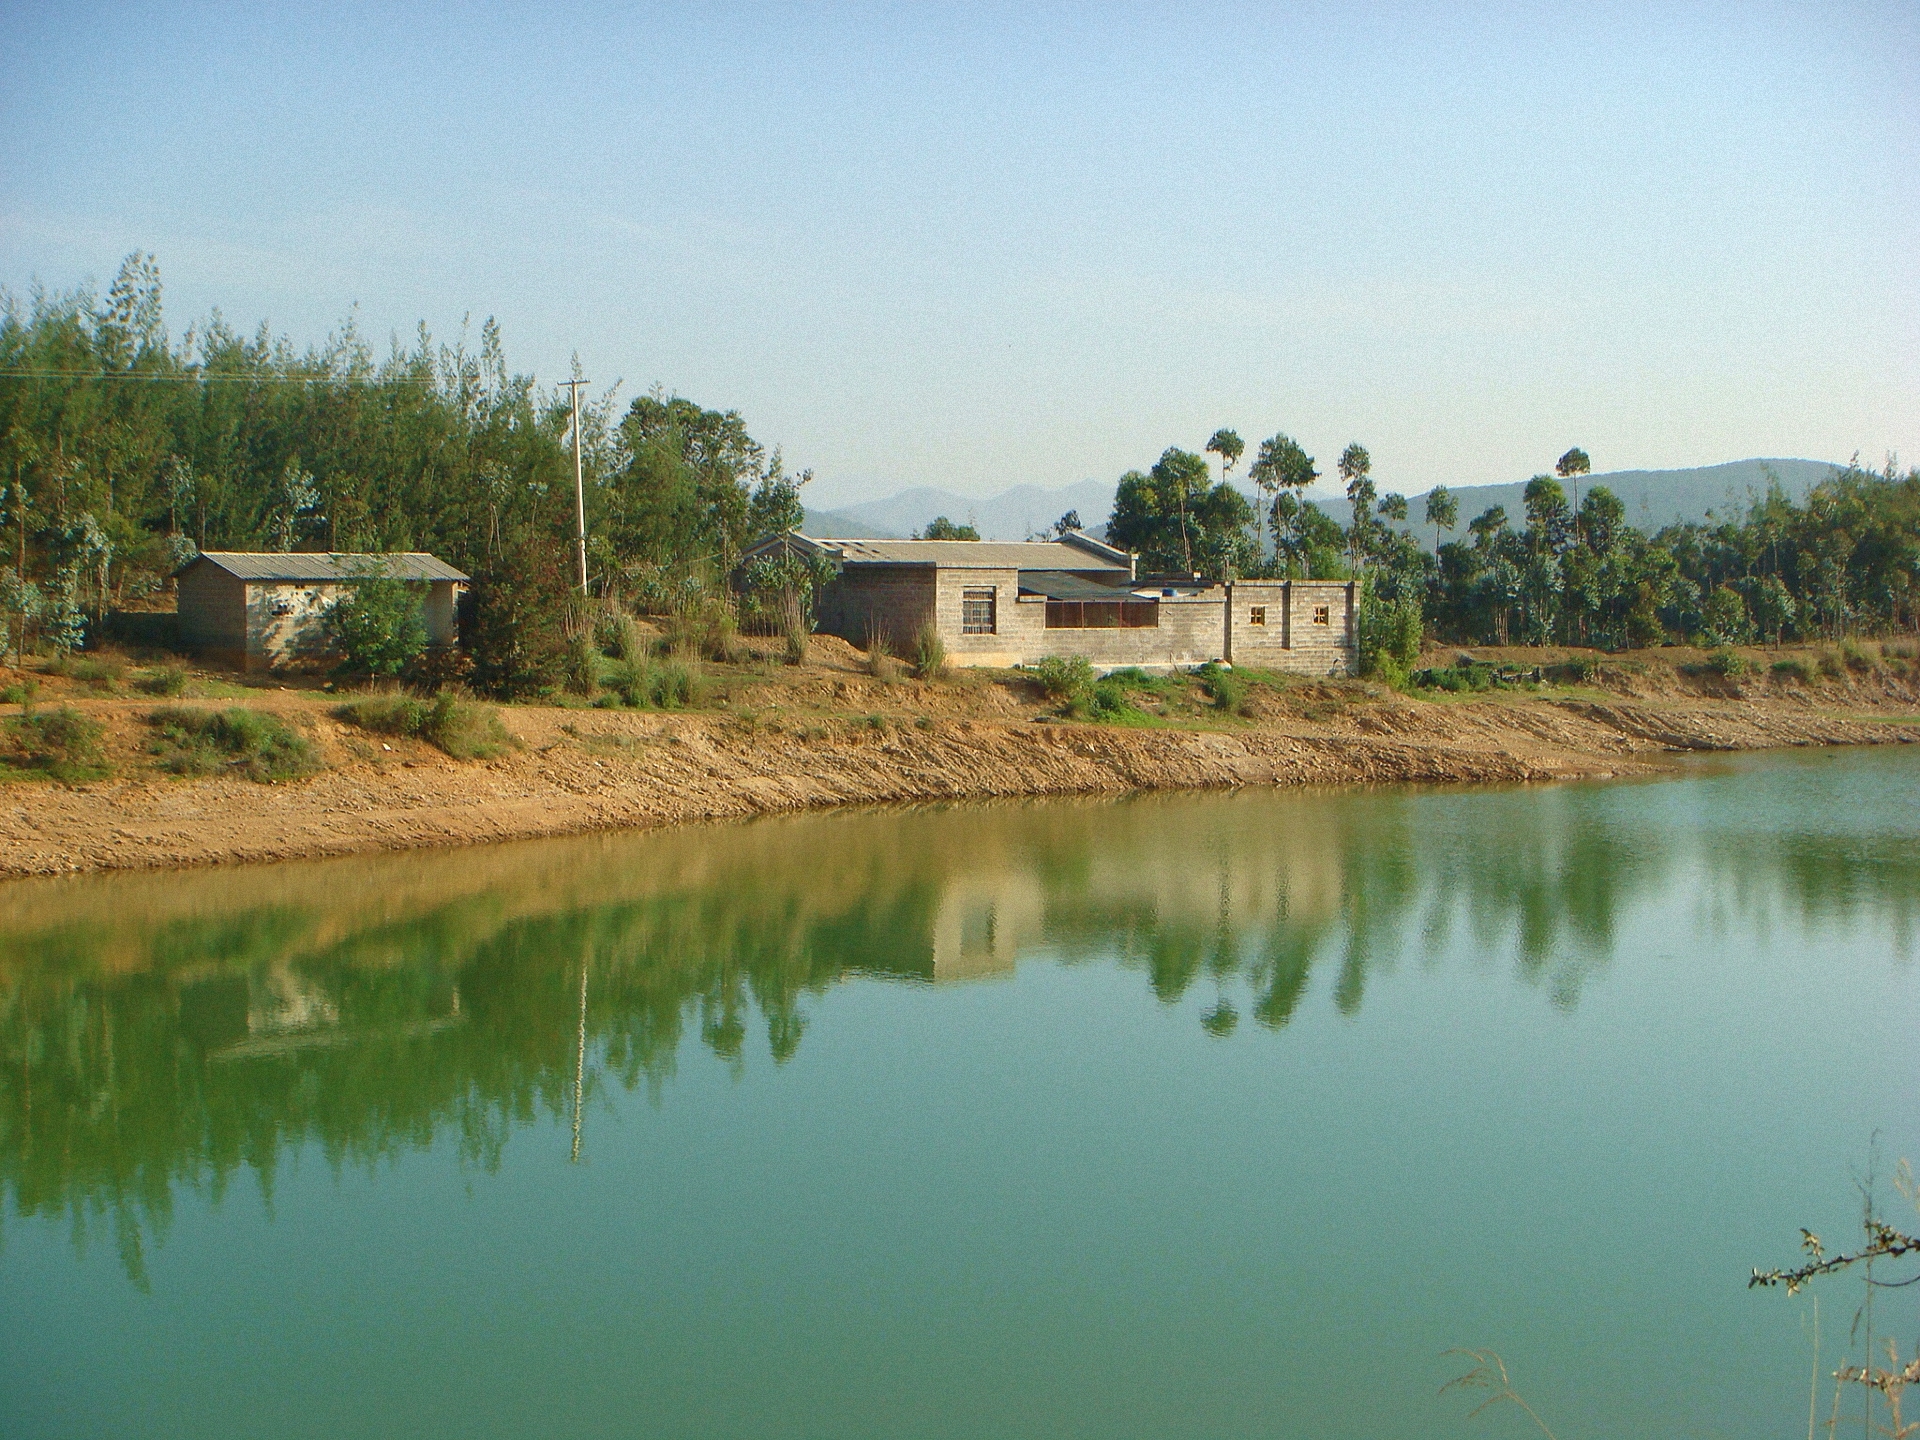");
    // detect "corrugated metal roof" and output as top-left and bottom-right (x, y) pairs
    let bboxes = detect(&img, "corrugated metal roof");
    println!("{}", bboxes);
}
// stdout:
(1017, 570), (1141, 601)
(183, 552), (470, 583)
